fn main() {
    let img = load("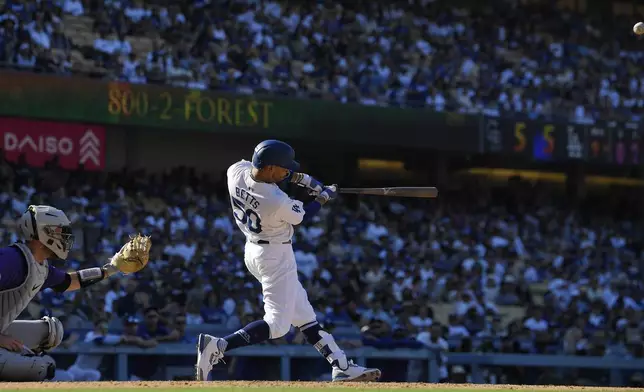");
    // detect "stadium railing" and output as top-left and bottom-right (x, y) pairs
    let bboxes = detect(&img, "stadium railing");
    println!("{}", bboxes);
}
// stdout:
(53, 344), (644, 385)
